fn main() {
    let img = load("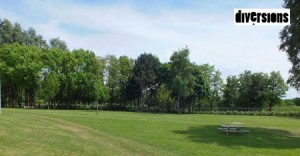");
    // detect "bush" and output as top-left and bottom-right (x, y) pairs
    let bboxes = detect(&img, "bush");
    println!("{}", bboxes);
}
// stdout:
(197, 110), (300, 117)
